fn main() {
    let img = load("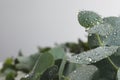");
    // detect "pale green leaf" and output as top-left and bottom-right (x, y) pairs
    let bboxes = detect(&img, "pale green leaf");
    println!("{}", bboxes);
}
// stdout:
(69, 46), (118, 64)
(68, 65), (98, 80)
